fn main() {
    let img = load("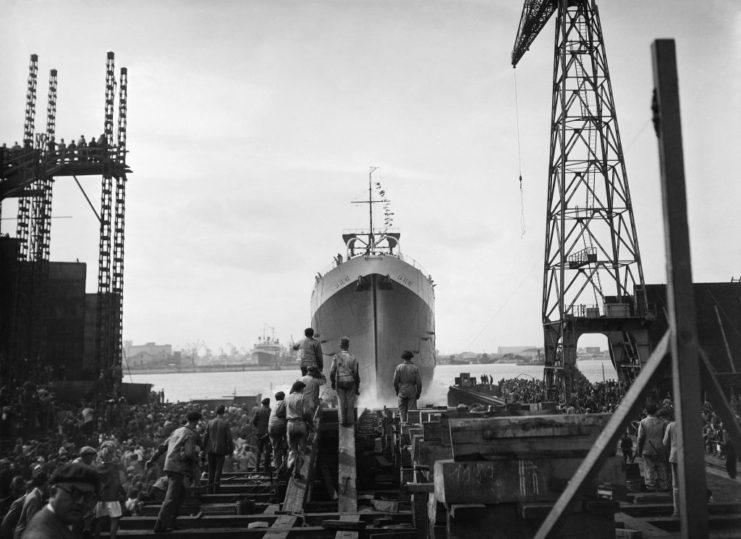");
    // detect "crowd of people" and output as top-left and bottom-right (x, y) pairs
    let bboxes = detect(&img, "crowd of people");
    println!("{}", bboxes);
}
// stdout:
(1, 135), (112, 168)
(496, 374), (628, 414)
(0, 327), (368, 537)
(1, 325), (737, 536)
